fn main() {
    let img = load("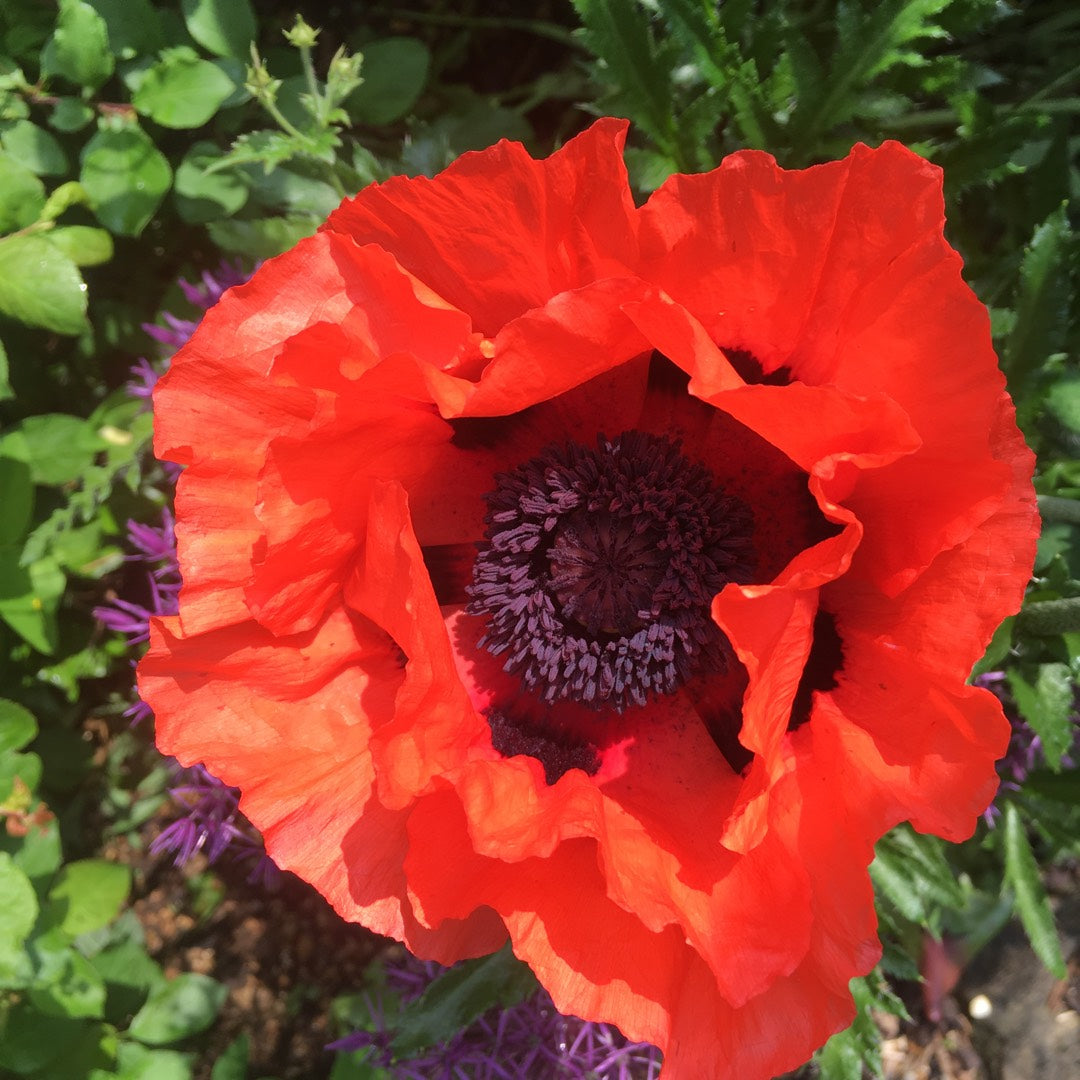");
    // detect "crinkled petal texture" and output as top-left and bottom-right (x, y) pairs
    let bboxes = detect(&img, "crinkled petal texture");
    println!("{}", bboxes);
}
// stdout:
(138, 122), (1037, 1079)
